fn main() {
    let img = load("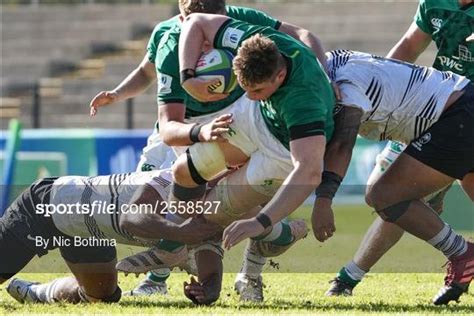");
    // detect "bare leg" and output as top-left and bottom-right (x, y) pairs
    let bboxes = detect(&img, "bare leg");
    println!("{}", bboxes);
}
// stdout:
(7, 259), (118, 304)
(367, 154), (454, 240)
